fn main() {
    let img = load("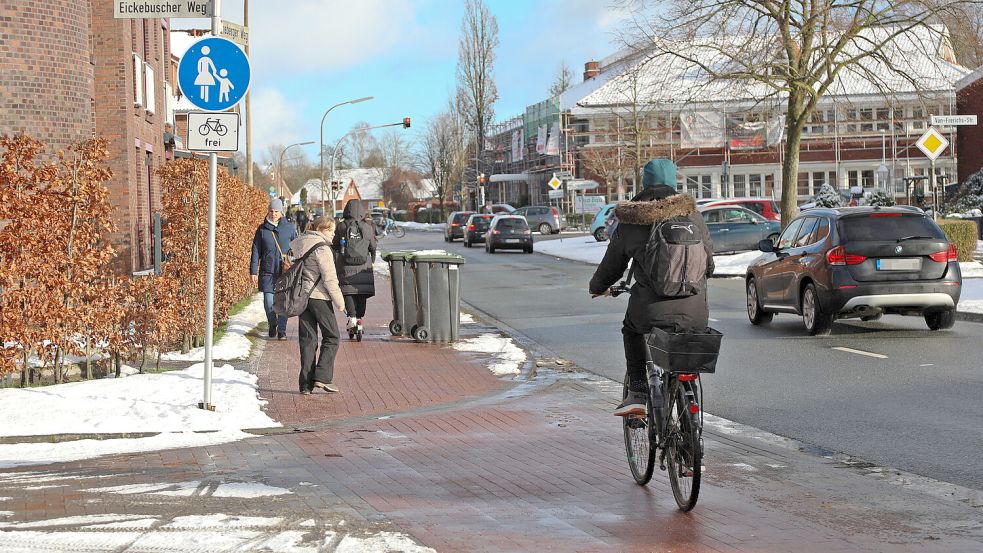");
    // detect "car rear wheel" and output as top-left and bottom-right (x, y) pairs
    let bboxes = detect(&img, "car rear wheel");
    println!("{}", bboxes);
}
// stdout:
(594, 227), (607, 242)
(925, 309), (956, 331)
(539, 223), (553, 235)
(801, 283), (832, 336)
(746, 278), (773, 325)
